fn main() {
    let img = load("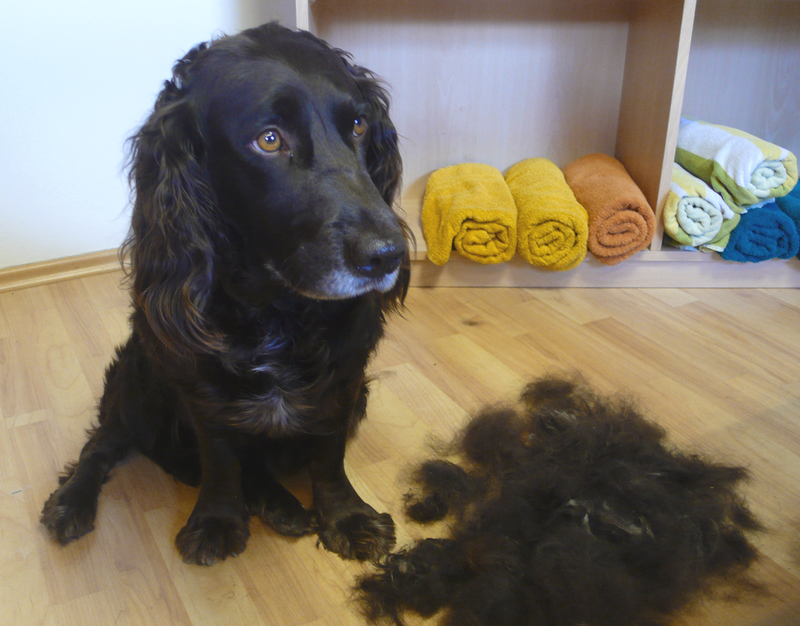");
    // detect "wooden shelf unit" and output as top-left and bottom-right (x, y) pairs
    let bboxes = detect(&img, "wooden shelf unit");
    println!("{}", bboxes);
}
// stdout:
(276, 0), (800, 287)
